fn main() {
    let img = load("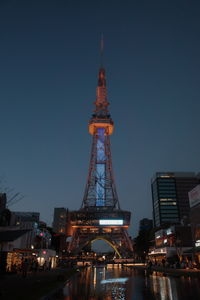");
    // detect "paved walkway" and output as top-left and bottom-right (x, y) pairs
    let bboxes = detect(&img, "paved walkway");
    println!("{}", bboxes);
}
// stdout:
(0, 268), (75, 300)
